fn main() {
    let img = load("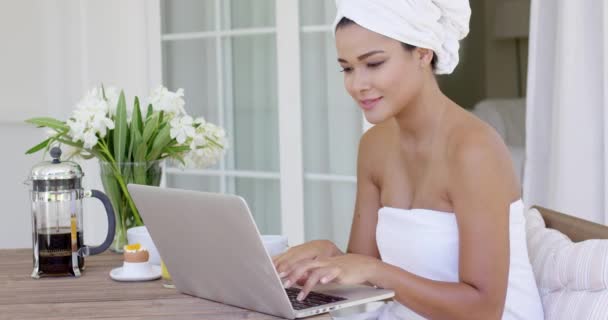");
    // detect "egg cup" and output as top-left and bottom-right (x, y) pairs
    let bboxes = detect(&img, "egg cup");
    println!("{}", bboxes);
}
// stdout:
(109, 243), (161, 282)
